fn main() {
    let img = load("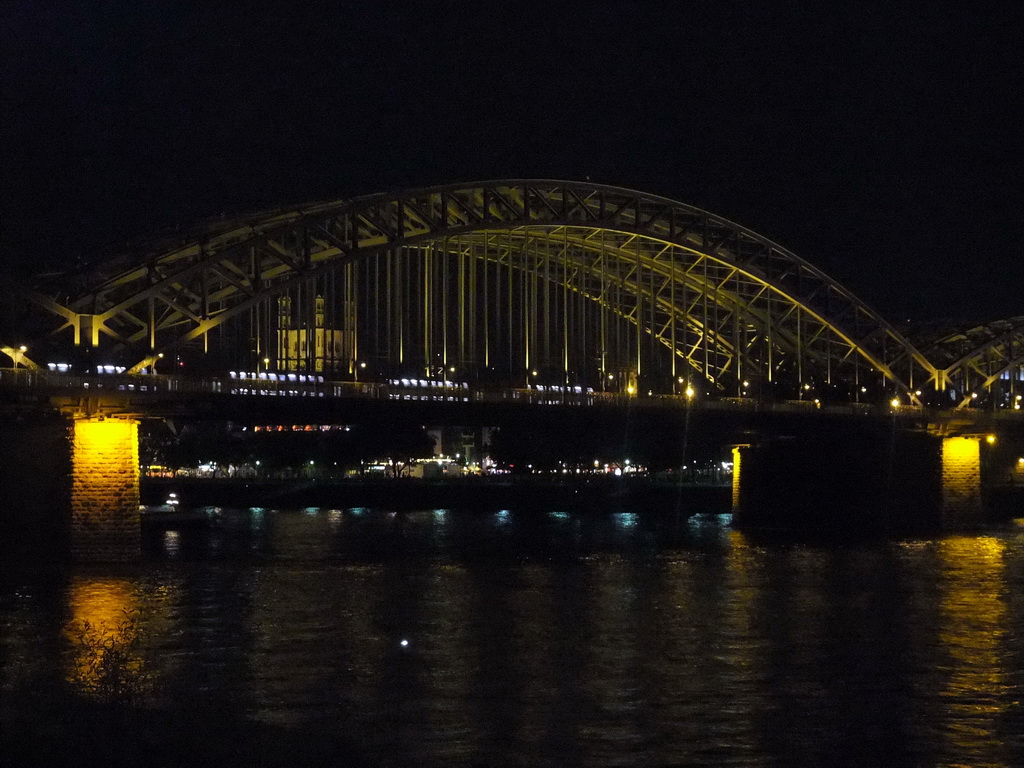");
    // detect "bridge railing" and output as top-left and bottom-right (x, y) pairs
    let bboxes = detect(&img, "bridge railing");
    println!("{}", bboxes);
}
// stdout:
(1, 367), (1021, 424)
